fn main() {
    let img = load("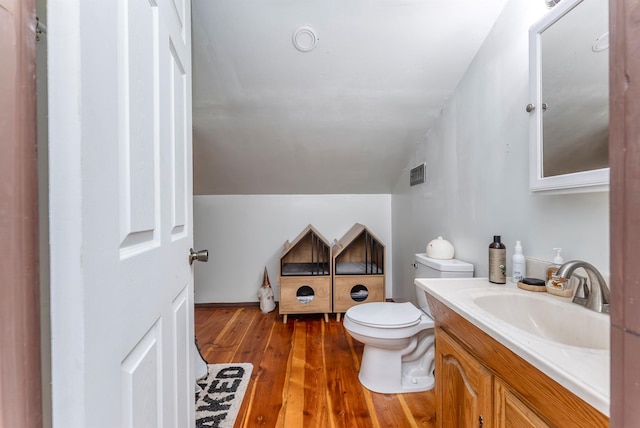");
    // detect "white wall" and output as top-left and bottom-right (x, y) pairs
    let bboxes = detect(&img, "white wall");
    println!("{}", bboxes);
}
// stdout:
(391, 0), (610, 303)
(194, 195), (392, 303)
